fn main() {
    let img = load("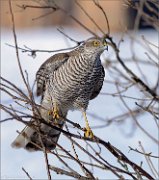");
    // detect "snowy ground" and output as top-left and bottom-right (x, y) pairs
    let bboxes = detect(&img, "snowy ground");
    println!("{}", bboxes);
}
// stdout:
(1, 28), (158, 179)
